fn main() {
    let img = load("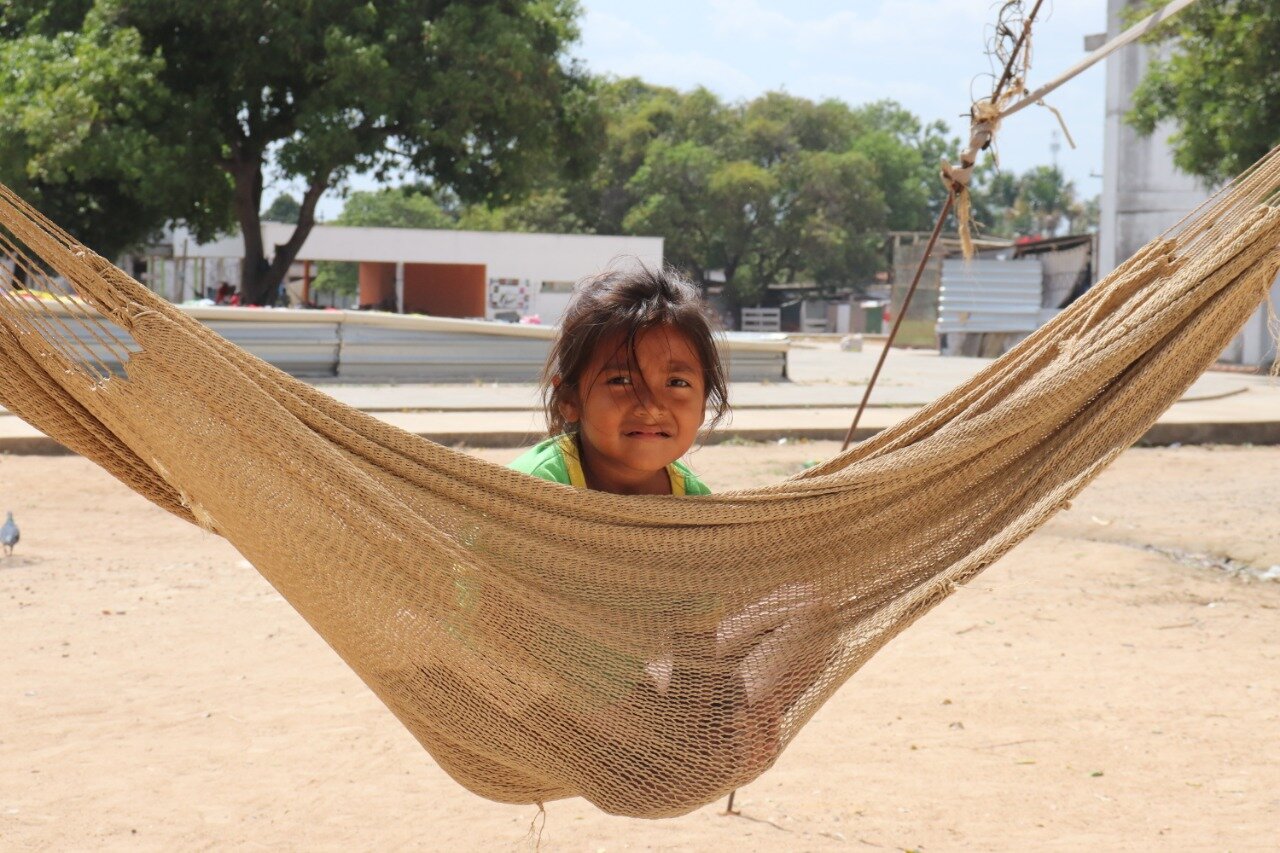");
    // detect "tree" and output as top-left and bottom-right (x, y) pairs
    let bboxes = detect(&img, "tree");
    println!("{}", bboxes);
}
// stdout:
(1, 1), (600, 303)
(335, 186), (454, 231)
(968, 165), (1096, 239)
(1017, 166), (1080, 237)
(262, 194), (300, 224)
(1127, 0), (1280, 183)
(614, 88), (899, 304)
(847, 100), (955, 230)
(456, 188), (589, 234)
(0, 12), (228, 258)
